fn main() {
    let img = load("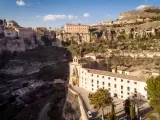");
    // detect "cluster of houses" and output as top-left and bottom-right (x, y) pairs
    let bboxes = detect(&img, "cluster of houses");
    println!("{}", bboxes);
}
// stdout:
(91, 17), (152, 27)
(0, 19), (56, 41)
